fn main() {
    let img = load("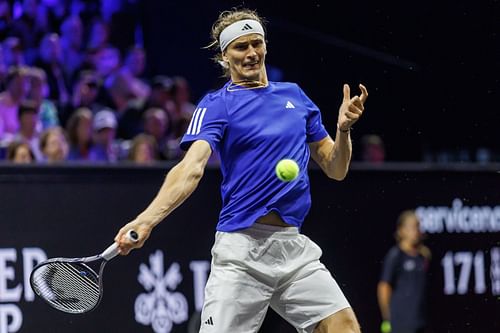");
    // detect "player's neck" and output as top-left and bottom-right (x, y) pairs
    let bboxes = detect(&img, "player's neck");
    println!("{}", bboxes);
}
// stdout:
(227, 77), (268, 91)
(230, 68), (268, 89)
